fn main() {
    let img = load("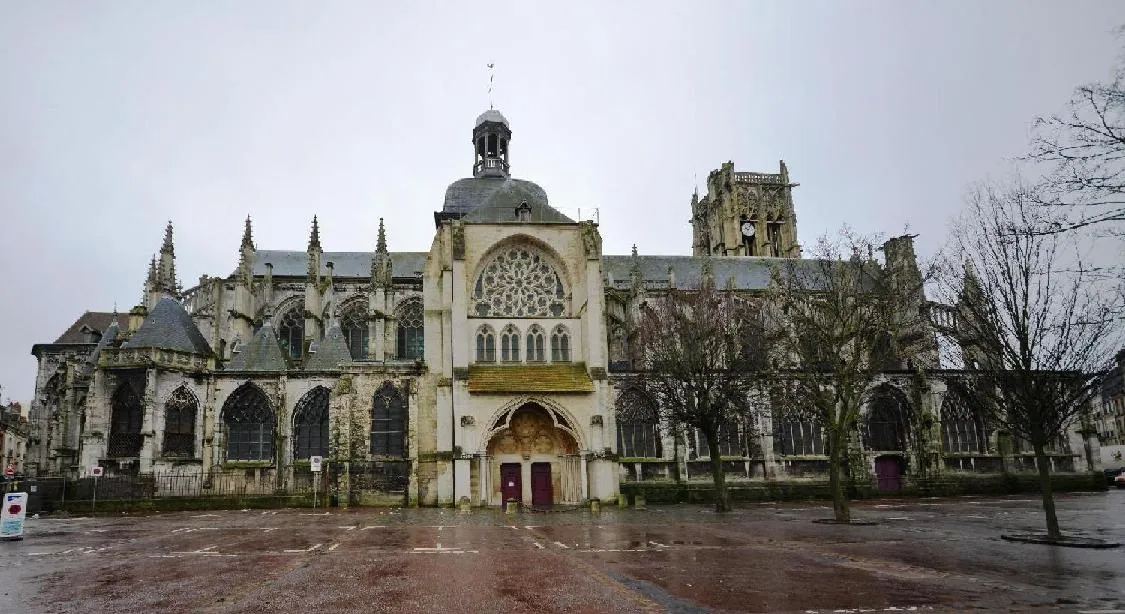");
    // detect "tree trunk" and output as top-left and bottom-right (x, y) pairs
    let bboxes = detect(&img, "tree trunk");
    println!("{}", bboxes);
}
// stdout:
(827, 429), (851, 523)
(1033, 442), (1061, 539)
(704, 428), (731, 512)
